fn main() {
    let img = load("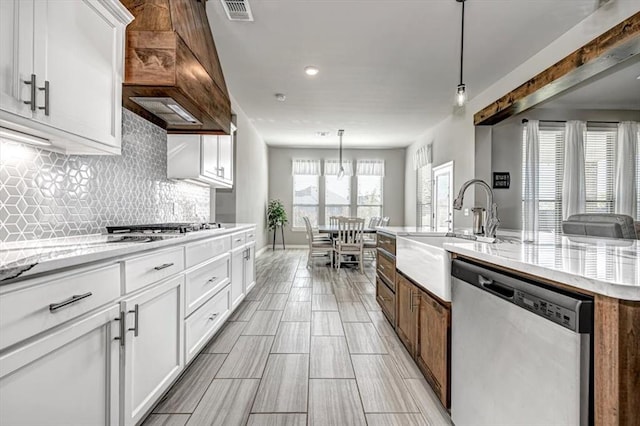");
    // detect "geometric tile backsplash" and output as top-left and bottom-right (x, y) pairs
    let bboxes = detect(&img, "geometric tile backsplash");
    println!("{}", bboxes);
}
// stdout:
(0, 110), (210, 242)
